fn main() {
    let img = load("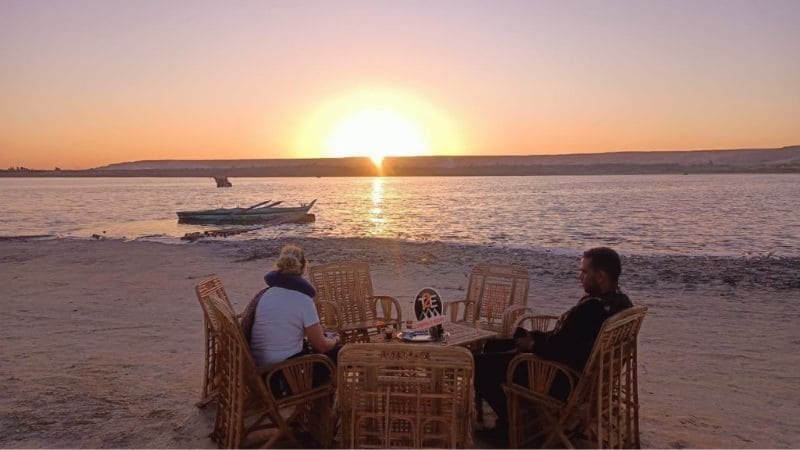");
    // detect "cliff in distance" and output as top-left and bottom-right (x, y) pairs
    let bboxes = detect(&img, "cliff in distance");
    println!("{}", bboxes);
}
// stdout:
(3, 146), (799, 177)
